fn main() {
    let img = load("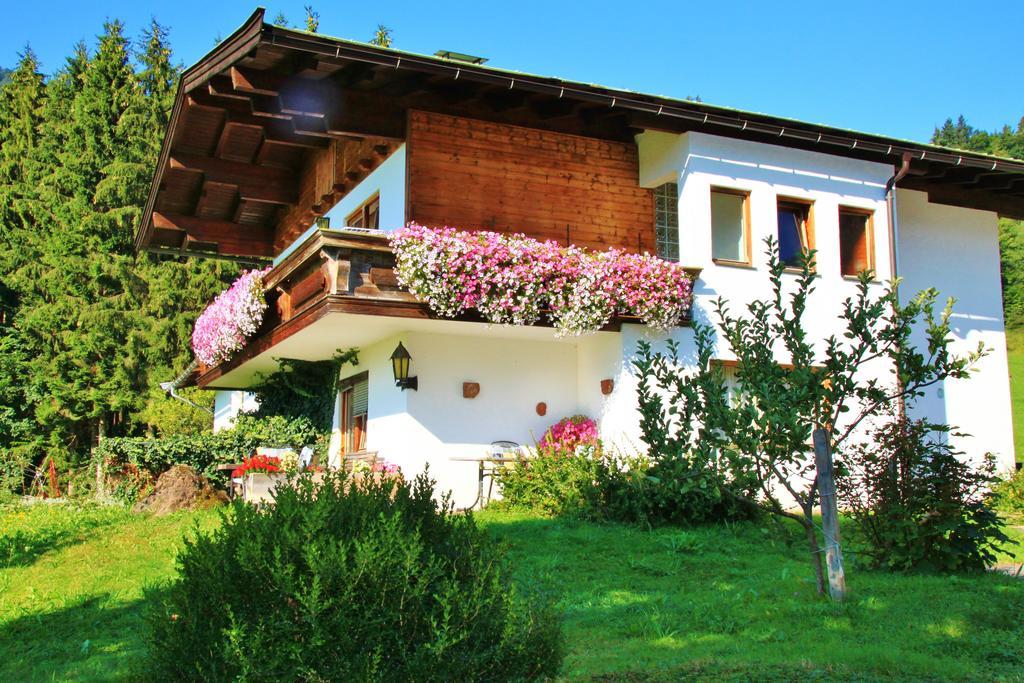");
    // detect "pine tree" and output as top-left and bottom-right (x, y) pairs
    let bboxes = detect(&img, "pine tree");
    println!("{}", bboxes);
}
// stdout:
(14, 22), (147, 458)
(0, 48), (45, 467)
